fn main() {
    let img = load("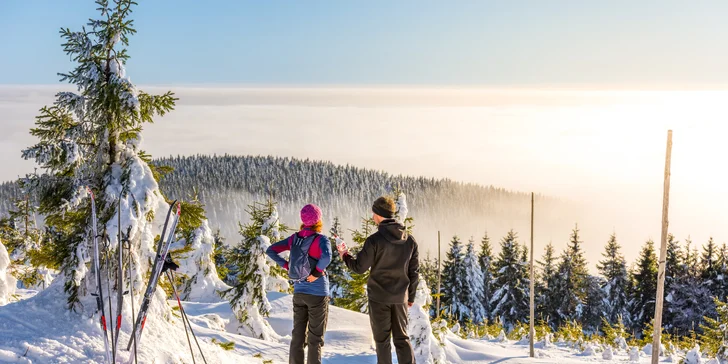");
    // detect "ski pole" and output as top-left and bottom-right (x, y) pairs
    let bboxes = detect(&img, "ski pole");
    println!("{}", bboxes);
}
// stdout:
(125, 228), (138, 364)
(103, 235), (117, 362)
(169, 270), (208, 364)
(166, 270), (196, 364)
